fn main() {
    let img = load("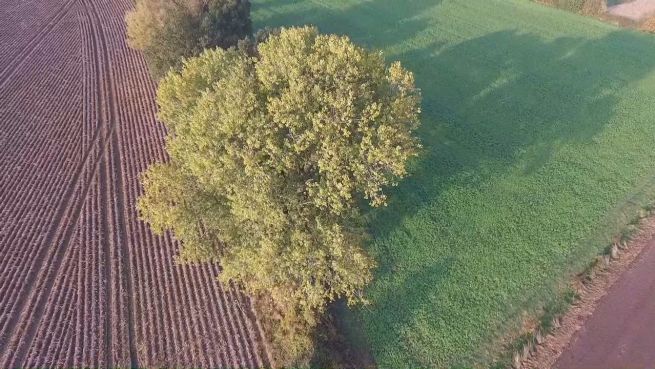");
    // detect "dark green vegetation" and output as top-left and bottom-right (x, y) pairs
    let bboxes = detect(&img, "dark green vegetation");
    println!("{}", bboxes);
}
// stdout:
(253, 0), (655, 367)
(539, 0), (604, 14)
(137, 26), (421, 365)
(126, 0), (251, 79)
